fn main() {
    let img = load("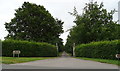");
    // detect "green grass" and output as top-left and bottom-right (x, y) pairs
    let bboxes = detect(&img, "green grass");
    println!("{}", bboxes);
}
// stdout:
(75, 57), (120, 66)
(1, 57), (56, 64)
